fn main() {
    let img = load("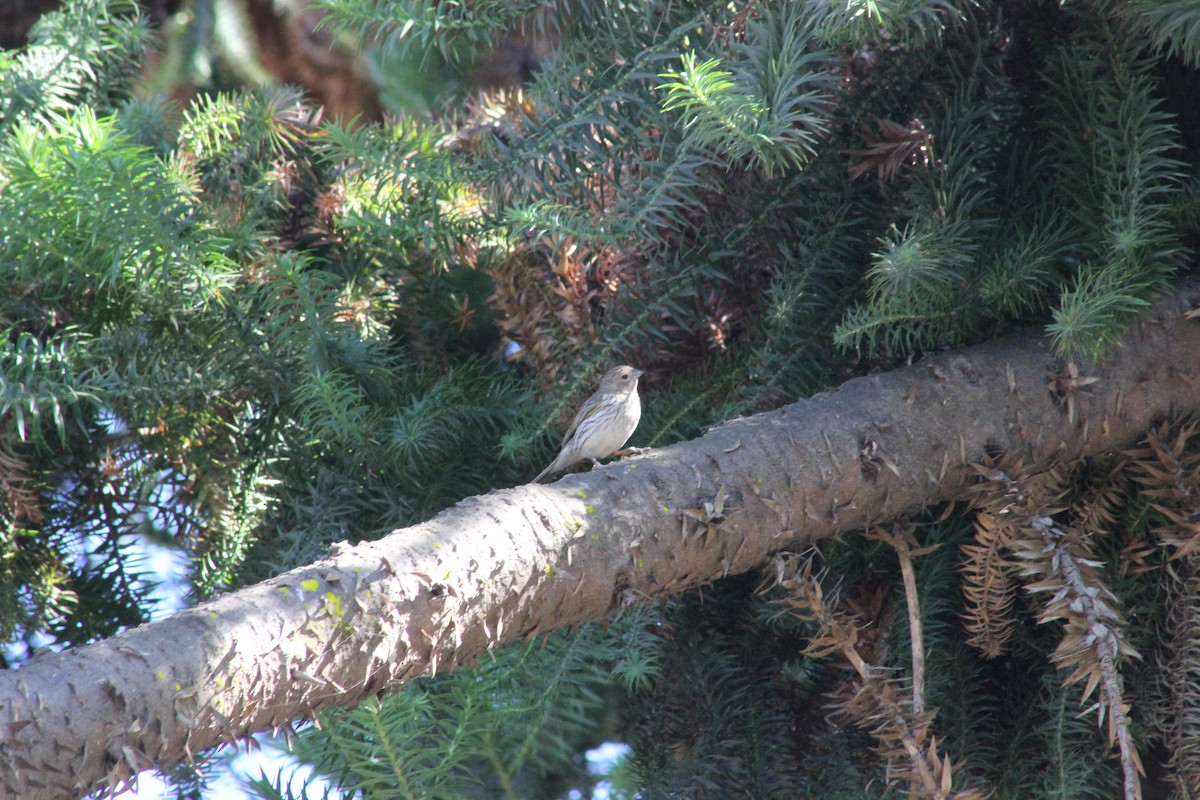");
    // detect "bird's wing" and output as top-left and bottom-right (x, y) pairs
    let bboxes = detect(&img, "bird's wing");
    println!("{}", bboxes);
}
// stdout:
(559, 392), (602, 445)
